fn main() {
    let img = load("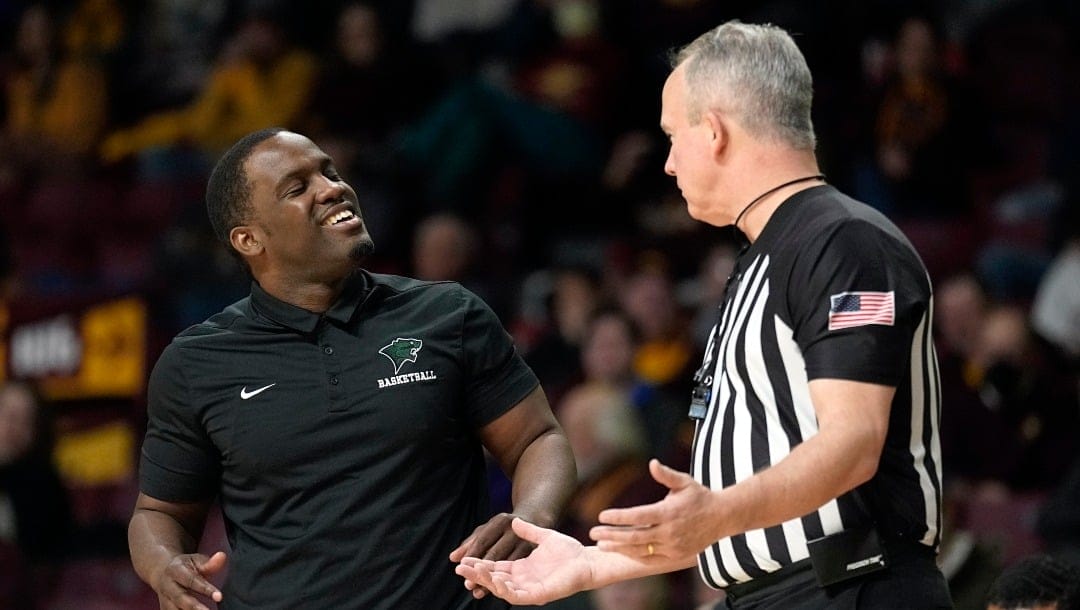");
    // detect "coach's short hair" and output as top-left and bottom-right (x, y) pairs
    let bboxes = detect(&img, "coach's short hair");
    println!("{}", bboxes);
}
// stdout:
(672, 21), (816, 150)
(206, 127), (286, 249)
